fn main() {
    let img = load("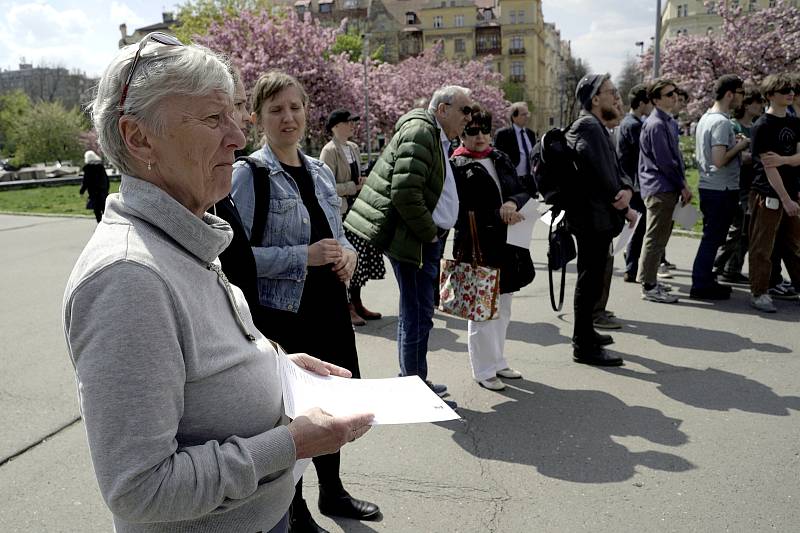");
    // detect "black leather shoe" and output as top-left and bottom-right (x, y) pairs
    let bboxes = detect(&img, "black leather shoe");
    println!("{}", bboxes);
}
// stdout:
(594, 333), (614, 346)
(572, 344), (623, 366)
(690, 285), (731, 300)
(318, 489), (381, 521)
(290, 501), (329, 533)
